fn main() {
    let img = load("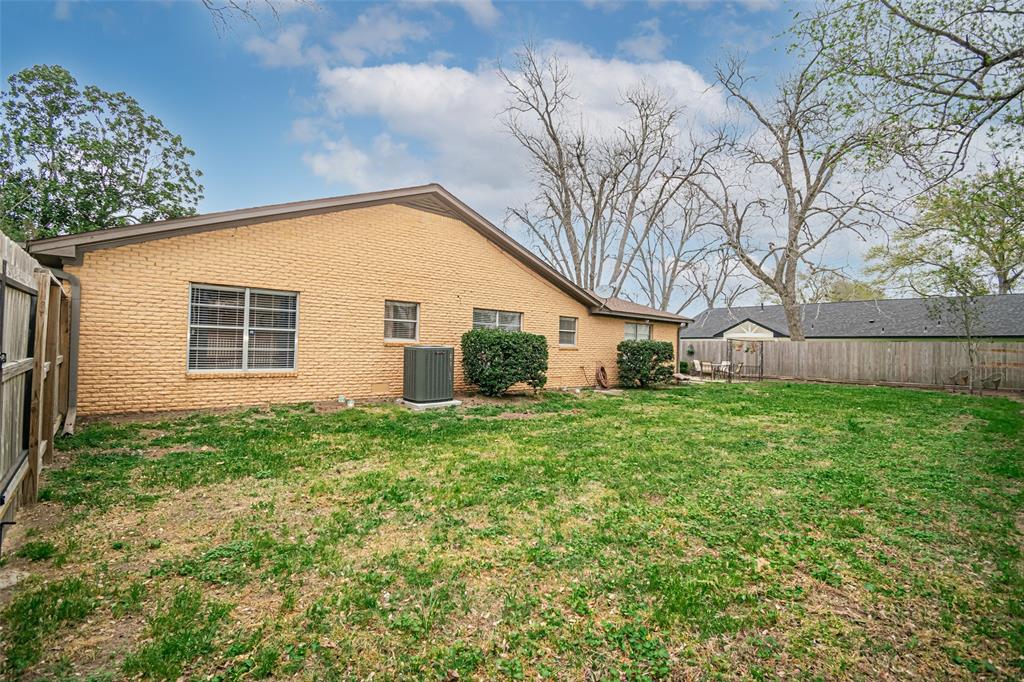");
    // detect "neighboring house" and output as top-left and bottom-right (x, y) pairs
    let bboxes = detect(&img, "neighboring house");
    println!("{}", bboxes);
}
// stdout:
(680, 295), (1024, 342)
(29, 184), (685, 415)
